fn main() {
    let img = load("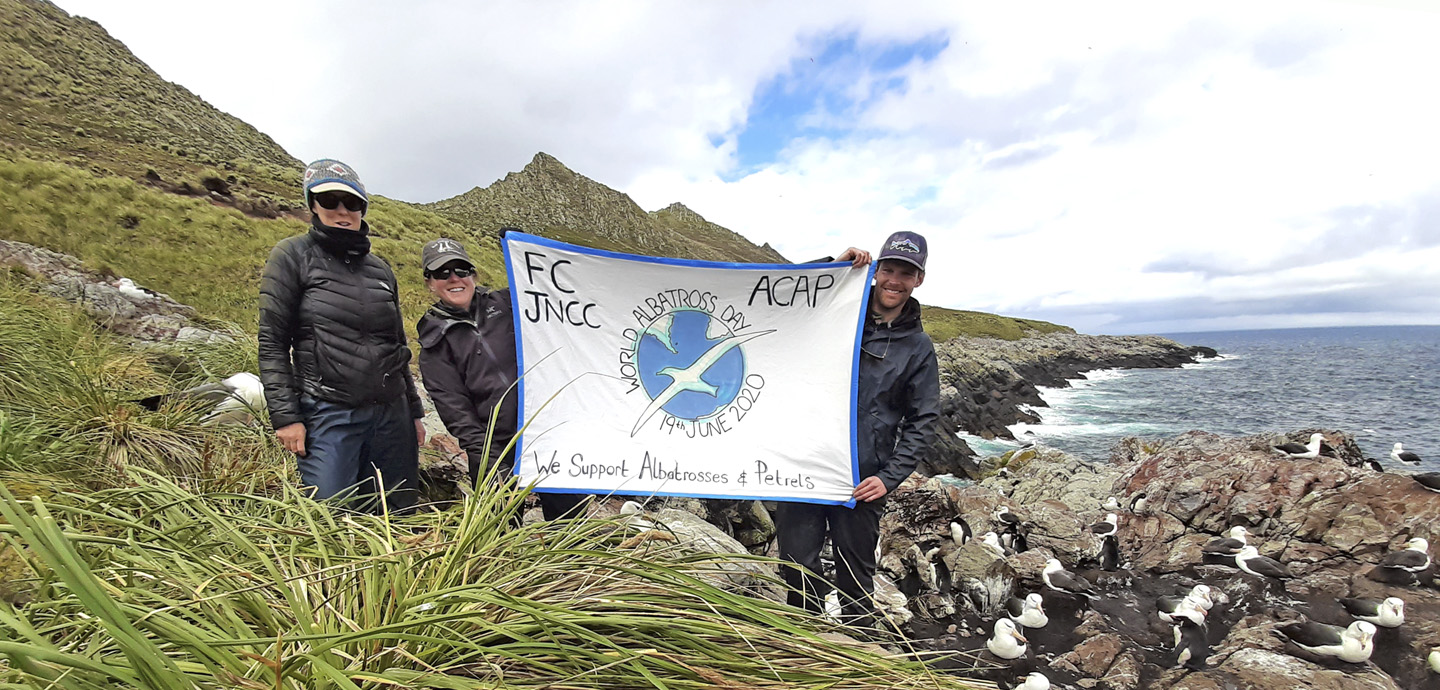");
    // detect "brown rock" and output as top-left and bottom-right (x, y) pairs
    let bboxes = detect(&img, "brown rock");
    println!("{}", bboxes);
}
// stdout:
(1058, 633), (1124, 678)
(1007, 549), (1053, 582)
(1114, 431), (1440, 578)
(1100, 651), (1142, 690)
(1217, 648), (1401, 690)
(418, 432), (468, 503)
(1046, 655), (1082, 677)
(1167, 673), (1224, 690)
